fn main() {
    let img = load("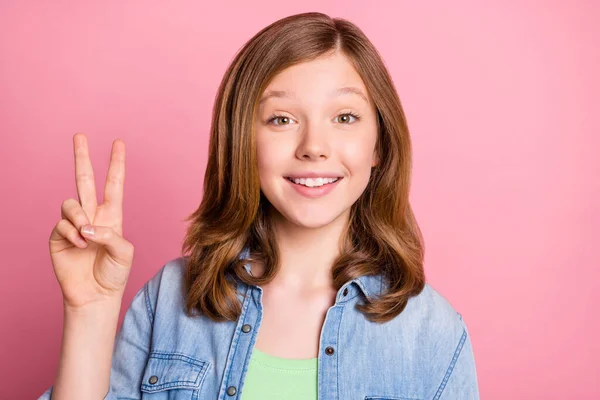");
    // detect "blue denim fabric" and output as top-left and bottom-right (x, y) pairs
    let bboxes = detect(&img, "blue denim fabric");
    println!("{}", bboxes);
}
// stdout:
(38, 248), (480, 399)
